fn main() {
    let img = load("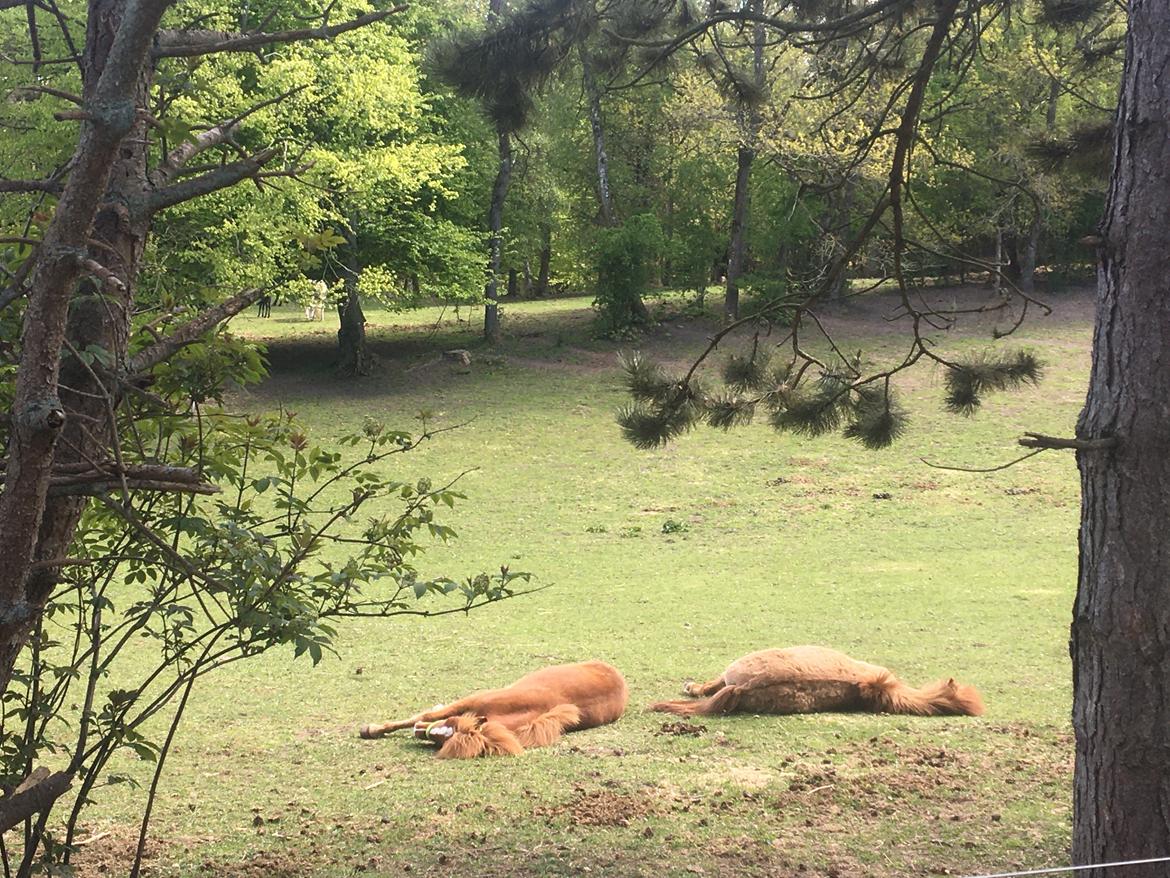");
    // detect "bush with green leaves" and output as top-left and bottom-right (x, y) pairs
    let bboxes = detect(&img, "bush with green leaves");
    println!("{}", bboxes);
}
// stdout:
(593, 214), (665, 333)
(0, 324), (524, 875)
